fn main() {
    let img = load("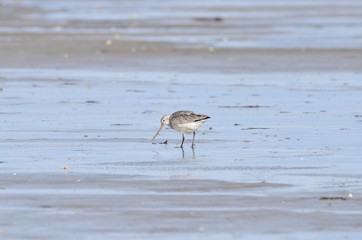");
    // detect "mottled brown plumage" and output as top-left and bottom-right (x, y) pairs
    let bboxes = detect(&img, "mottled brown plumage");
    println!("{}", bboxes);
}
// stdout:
(152, 110), (210, 148)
